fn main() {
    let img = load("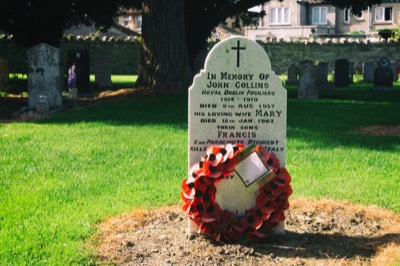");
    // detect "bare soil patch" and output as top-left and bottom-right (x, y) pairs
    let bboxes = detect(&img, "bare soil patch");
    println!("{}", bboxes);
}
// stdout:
(96, 198), (400, 266)
(353, 125), (400, 137)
